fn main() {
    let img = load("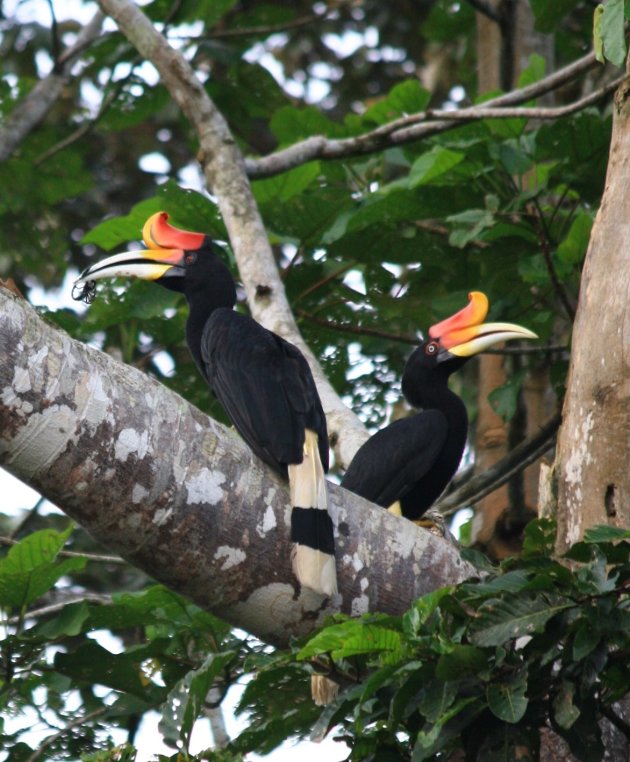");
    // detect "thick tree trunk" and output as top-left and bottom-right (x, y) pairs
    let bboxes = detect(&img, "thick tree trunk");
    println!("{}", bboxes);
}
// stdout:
(555, 75), (630, 553)
(0, 287), (473, 646)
